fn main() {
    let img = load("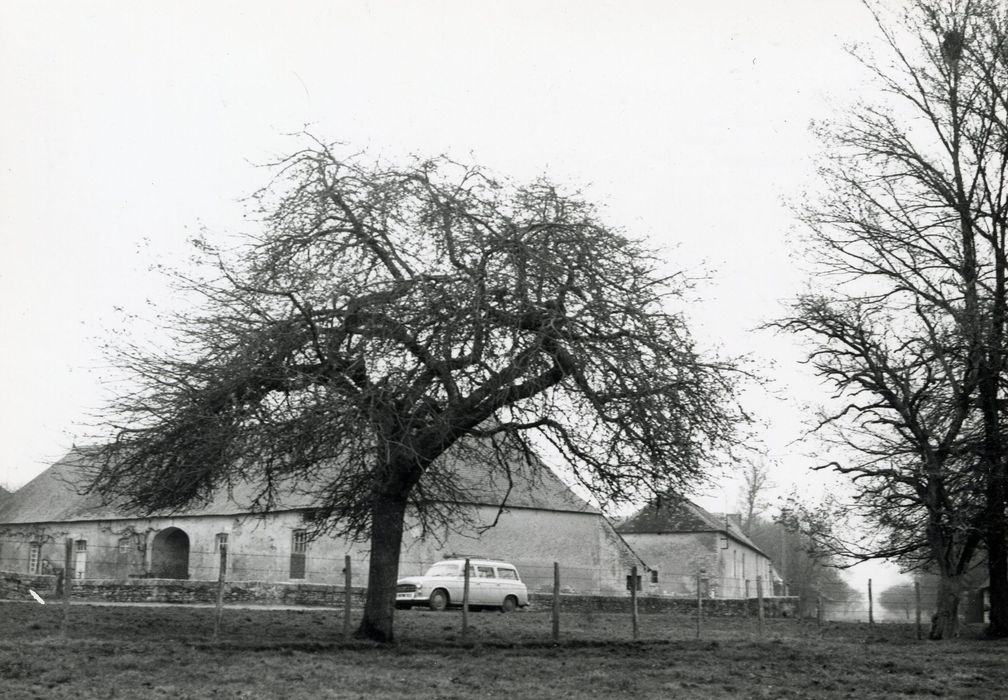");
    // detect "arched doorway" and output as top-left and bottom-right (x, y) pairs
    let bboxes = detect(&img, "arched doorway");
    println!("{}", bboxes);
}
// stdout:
(150, 527), (190, 579)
